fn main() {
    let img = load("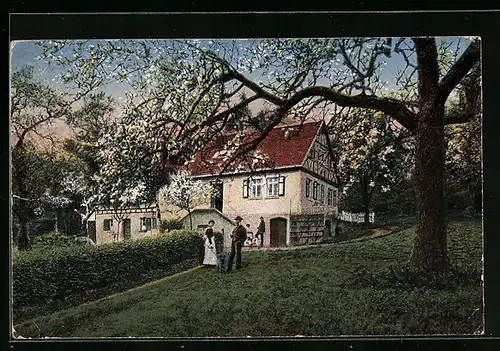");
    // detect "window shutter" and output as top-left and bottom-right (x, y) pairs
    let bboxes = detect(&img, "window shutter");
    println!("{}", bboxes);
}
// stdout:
(278, 176), (285, 196)
(243, 179), (248, 198)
